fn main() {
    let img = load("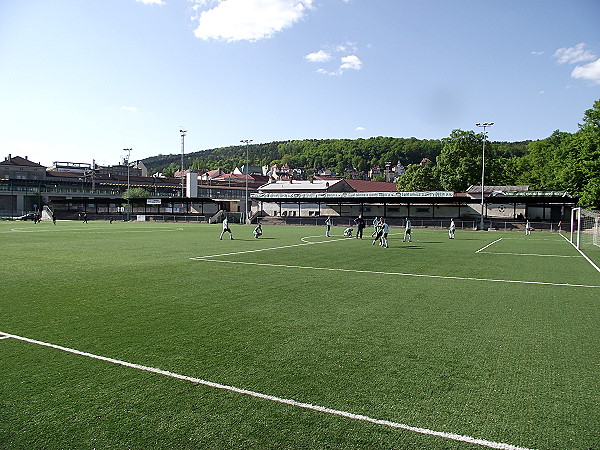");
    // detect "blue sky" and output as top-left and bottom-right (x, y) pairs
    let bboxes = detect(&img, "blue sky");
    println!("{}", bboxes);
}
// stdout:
(0, 0), (598, 168)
